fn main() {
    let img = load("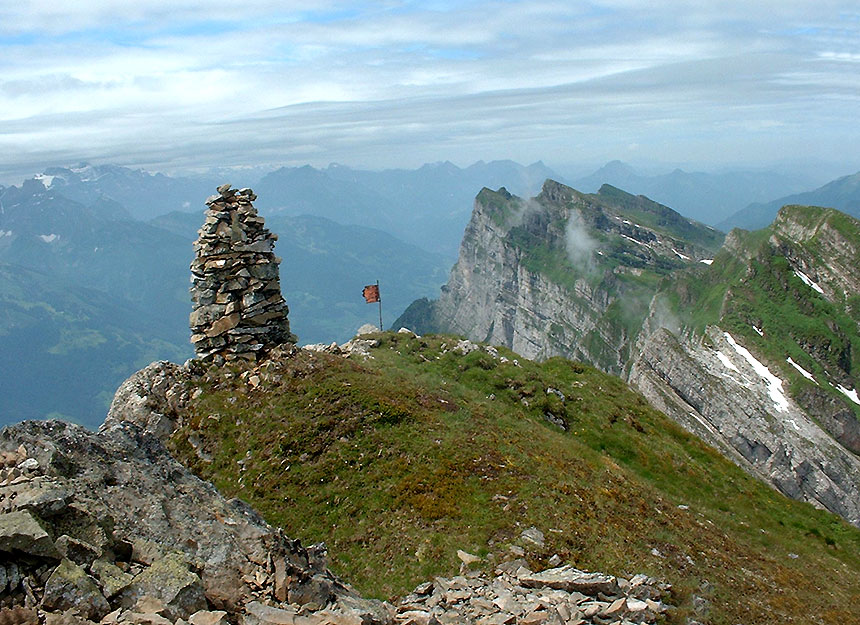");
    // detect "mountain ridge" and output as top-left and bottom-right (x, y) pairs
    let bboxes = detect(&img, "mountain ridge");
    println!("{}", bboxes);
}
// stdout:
(399, 178), (722, 373)
(719, 171), (860, 232)
(398, 180), (860, 528)
(574, 161), (818, 227)
(96, 330), (860, 624)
